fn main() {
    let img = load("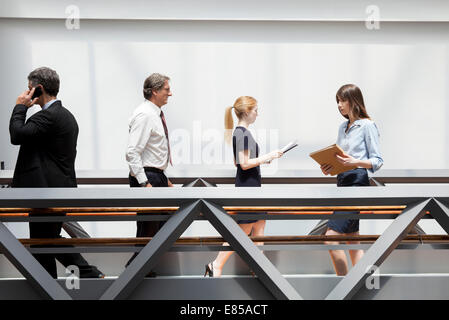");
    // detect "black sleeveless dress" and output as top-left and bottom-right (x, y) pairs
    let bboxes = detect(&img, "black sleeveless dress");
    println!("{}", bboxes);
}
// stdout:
(233, 126), (265, 224)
